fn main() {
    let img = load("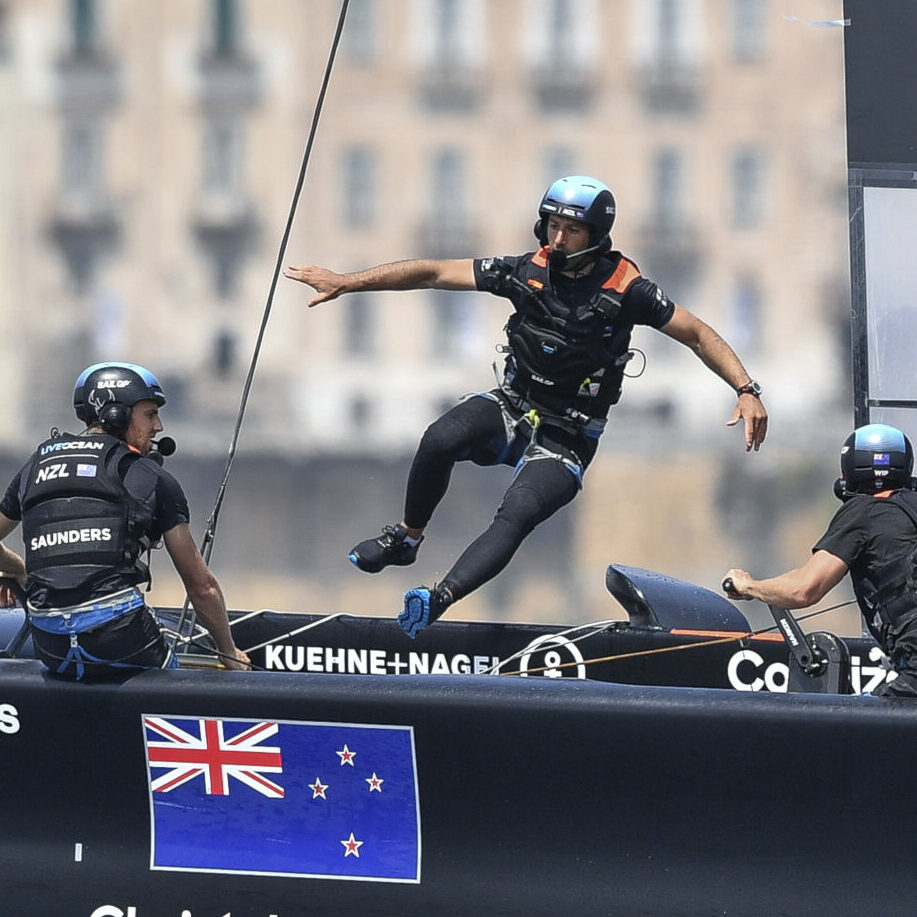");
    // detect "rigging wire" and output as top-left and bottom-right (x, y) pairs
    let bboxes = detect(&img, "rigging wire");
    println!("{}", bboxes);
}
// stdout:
(173, 1), (351, 643)
(492, 598), (859, 678)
